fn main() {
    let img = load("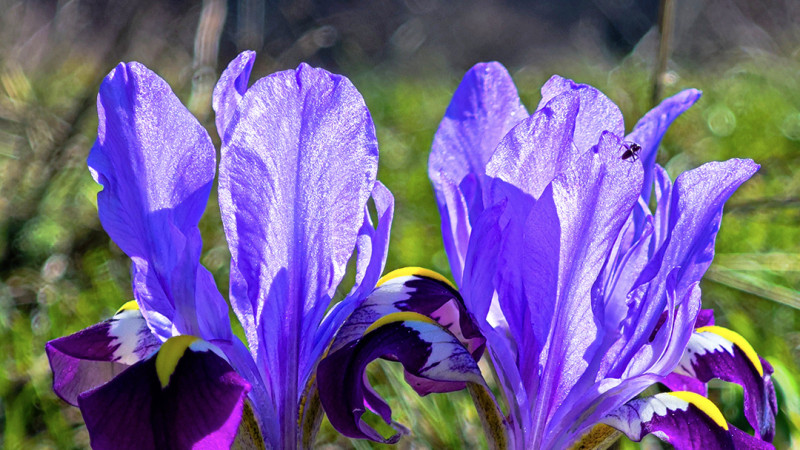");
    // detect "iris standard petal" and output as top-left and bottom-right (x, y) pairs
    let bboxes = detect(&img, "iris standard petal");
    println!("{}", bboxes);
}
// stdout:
(626, 89), (702, 203)
(89, 61), (230, 341)
(429, 62), (527, 282)
(45, 301), (160, 406)
(318, 316), (486, 443)
(485, 89), (580, 200)
(674, 326), (777, 441)
(535, 75), (625, 153)
(77, 336), (250, 450)
(217, 63), (379, 443)
(213, 50), (256, 140)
